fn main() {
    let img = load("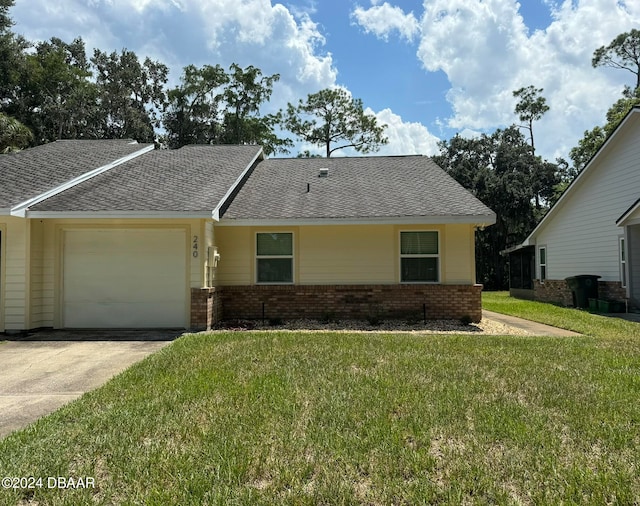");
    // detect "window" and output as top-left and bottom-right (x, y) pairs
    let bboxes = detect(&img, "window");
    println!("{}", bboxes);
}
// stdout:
(539, 246), (547, 282)
(400, 231), (439, 283)
(620, 237), (627, 288)
(256, 233), (293, 283)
